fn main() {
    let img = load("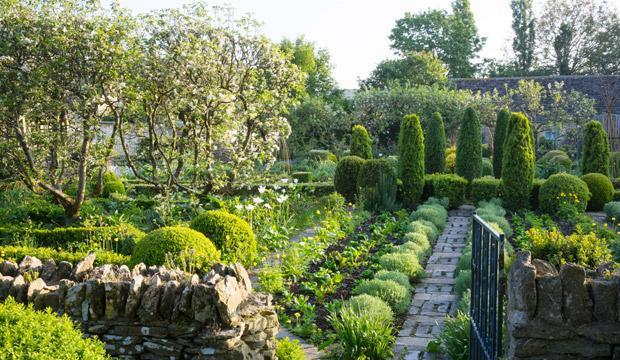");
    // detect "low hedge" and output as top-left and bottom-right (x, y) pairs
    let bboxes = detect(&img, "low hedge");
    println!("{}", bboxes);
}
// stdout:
(0, 224), (145, 255)
(0, 246), (129, 266)
(471, 176), (501, 204)
(423, 174), (467, 209)
(292, 172), (313, 183)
